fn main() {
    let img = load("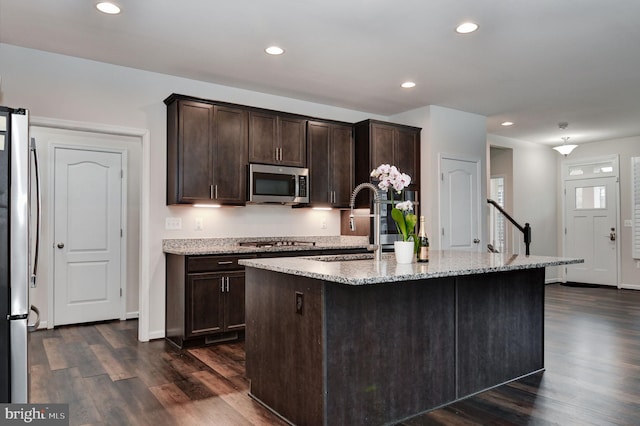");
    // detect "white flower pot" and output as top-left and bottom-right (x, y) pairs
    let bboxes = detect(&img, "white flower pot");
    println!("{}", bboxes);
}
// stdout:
(394, 241), (414, 264)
